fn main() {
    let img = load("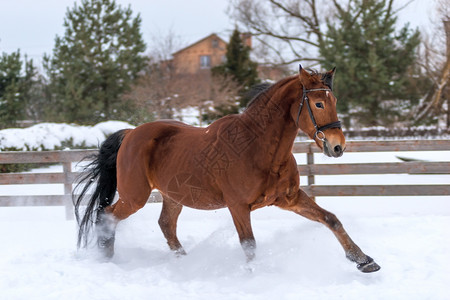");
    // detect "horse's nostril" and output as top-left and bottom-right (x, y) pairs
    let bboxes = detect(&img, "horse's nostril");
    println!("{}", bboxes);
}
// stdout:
(334, 145), (342, 154)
